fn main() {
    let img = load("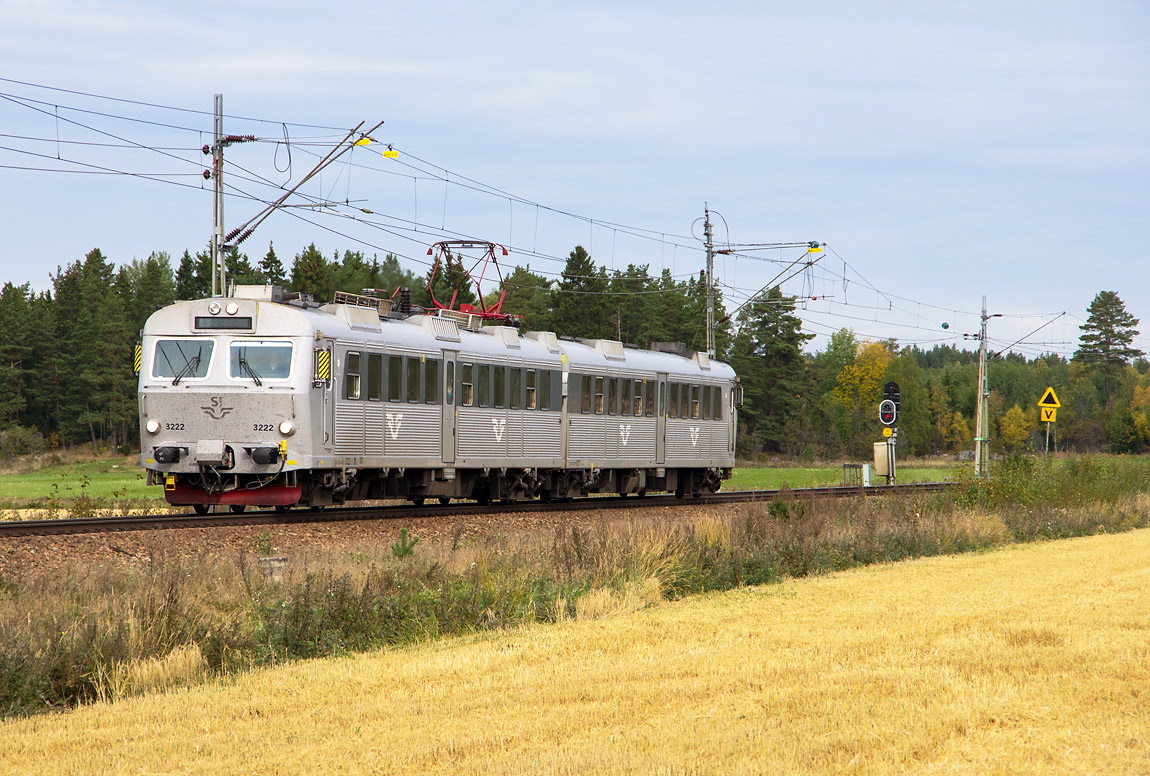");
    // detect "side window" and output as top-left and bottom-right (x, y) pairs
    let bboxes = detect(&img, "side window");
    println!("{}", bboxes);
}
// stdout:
(713, 386), (722, 420)
(581, 375), (592, 414)
(668, 383), (679, 418)
(367, 353), (383, 401)
(461, 363), (474, 406)
(510, 368), (521, 409)
(478, 364), (490, 407)
(407, 357), (421, 403)
(645, 380), (654, 418)
(634, 381), (644, 417)
(616, 379), (627, 416)
(446, 361), (455, 405)
(702, 386), (712, 420)
(388, 355), (402, 401)
(526, 369), (537, 410)
(594, 377), (605, 415)
(344, 351), (361, 400)
(682, 384), (692, 419)
(493, 365), (505, 408)
(425, 359), (439, 404)
(691, 385), (701, 419)
(658, 381), (665, 417)
(552, 371), (562, 412)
